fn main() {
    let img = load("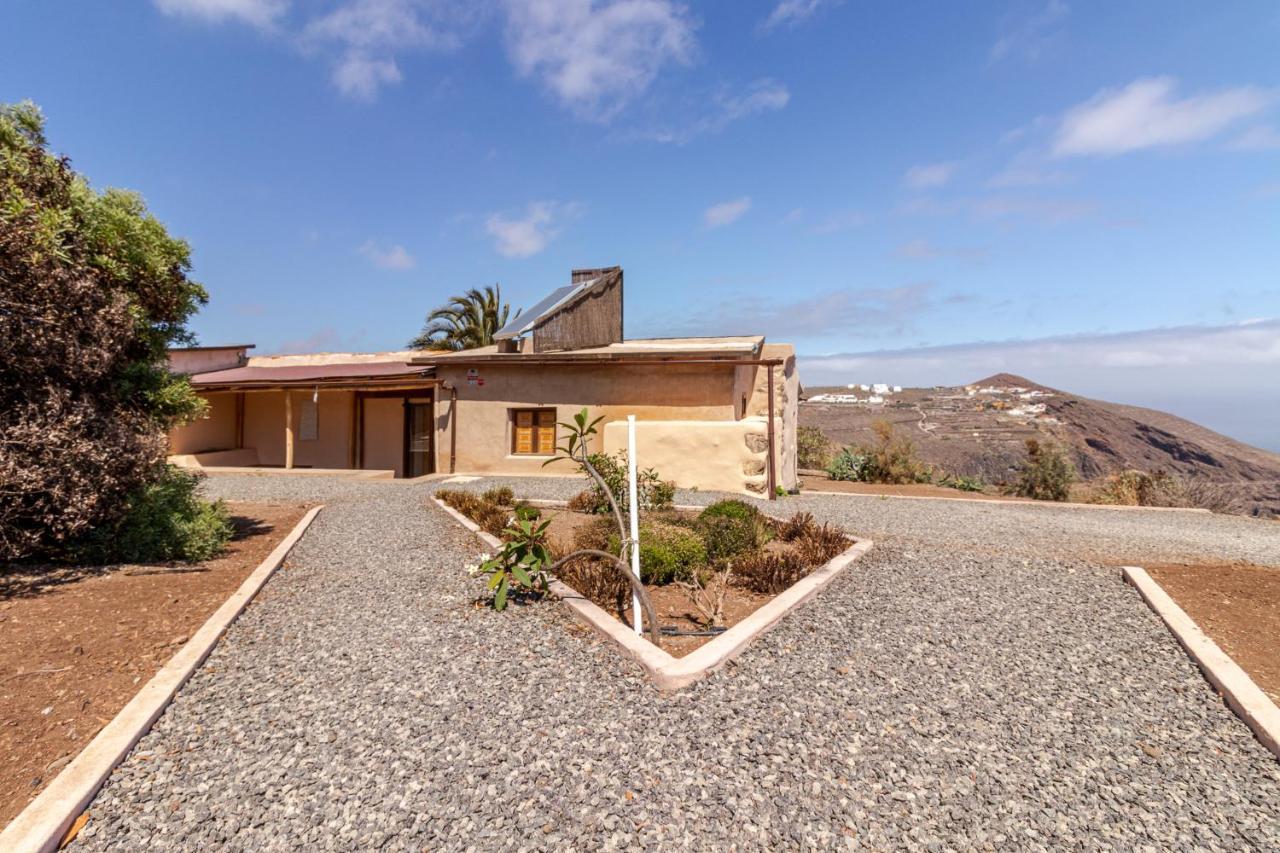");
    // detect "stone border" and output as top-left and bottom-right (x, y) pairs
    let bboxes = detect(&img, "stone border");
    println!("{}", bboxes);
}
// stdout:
(798, 487), (1210, 513)
(432, 497), (872, 691)
(0, 506), (325, 853)
(1123, 565), (1280, 761)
